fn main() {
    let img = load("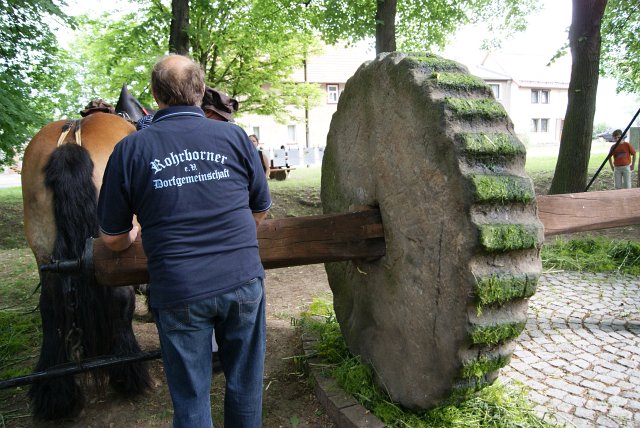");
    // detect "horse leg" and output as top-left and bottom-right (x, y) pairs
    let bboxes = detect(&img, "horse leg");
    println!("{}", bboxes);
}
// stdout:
(133, 283), (155, 323)
(107, 286), (152, 395)
(28, 273), (84, 420)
